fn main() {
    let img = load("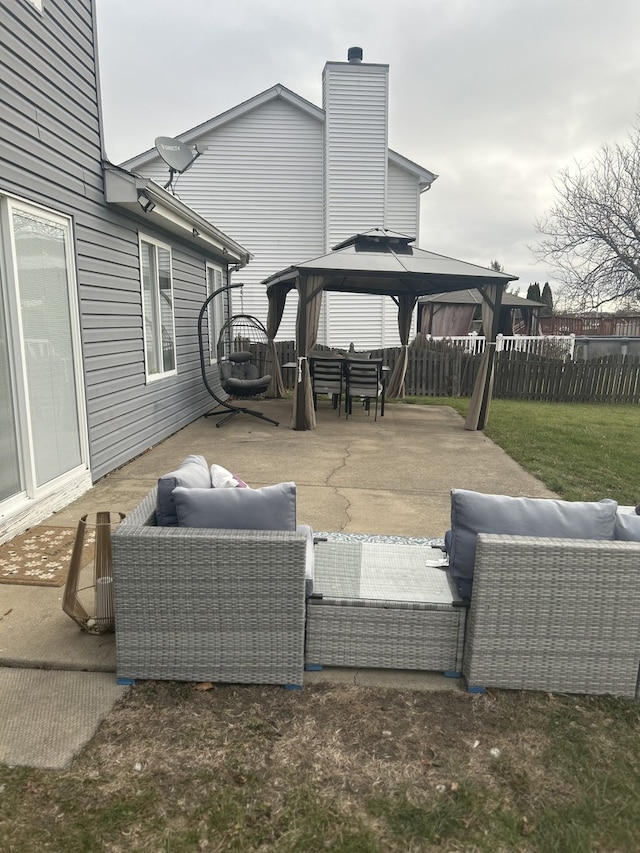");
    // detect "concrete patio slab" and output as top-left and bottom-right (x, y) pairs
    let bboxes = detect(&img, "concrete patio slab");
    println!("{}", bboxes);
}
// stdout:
(0, 399), (556, 768)
(0, 585), (116, 672)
